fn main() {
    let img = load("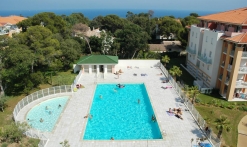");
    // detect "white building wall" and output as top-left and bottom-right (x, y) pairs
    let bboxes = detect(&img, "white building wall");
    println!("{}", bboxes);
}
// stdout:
(188, 26), (206, 65)
(200, 29), (224, 87)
